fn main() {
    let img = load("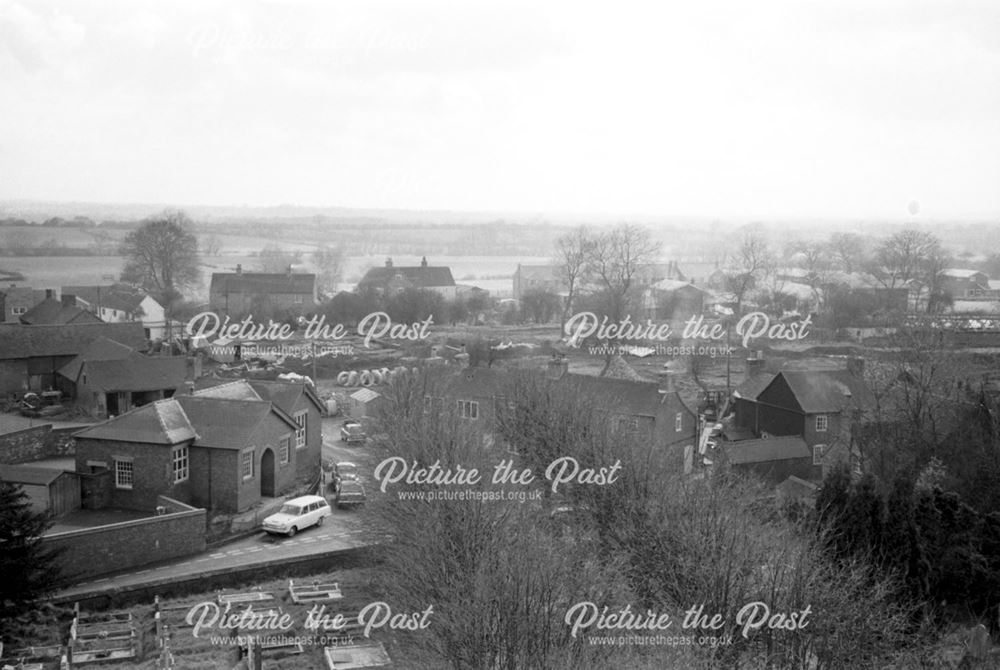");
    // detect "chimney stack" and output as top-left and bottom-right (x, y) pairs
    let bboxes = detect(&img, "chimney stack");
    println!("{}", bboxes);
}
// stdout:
(658, 371), (675, 395)
(385, 257), (393, 268)
(45, 288), (54, 299)
(546, 355), (569, 380)
(236, 264), (242, 275)
(421, 256), (428, 268)
(746, 351), (765, 377)
(286, 265), (293, 279)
